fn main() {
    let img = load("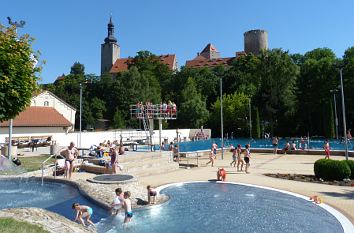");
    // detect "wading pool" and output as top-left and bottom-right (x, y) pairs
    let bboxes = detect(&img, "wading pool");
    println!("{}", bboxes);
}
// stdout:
(96, 182), (351, 233)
